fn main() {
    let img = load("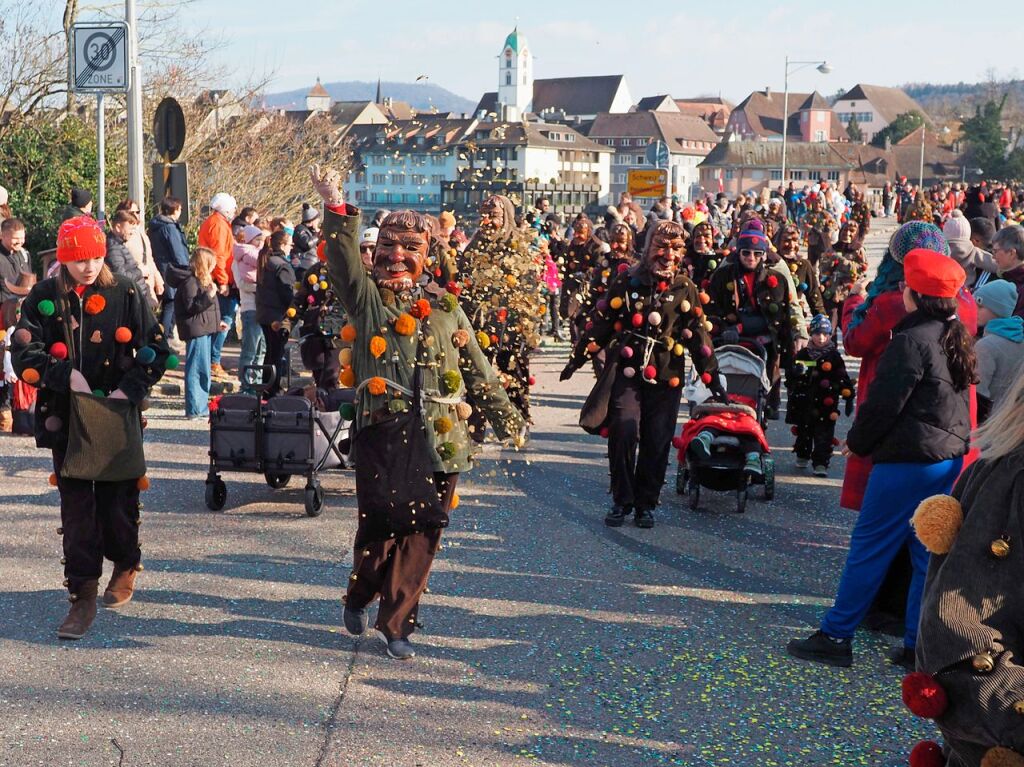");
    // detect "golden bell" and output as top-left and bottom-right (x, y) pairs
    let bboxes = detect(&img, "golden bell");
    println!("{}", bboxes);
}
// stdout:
(991, 538), (1011, 558)
(972, 652), (995, 673)
(1014, 700), (1024, 715)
